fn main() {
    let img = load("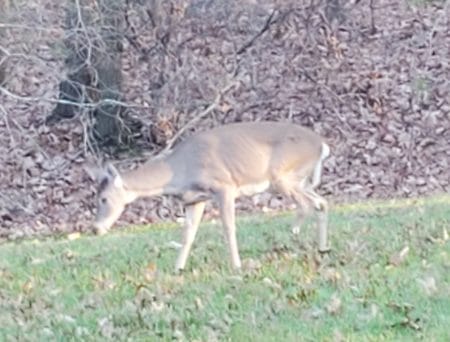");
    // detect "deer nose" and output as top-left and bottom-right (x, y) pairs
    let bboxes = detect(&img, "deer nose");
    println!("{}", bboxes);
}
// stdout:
(93, 222), (109, 236)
